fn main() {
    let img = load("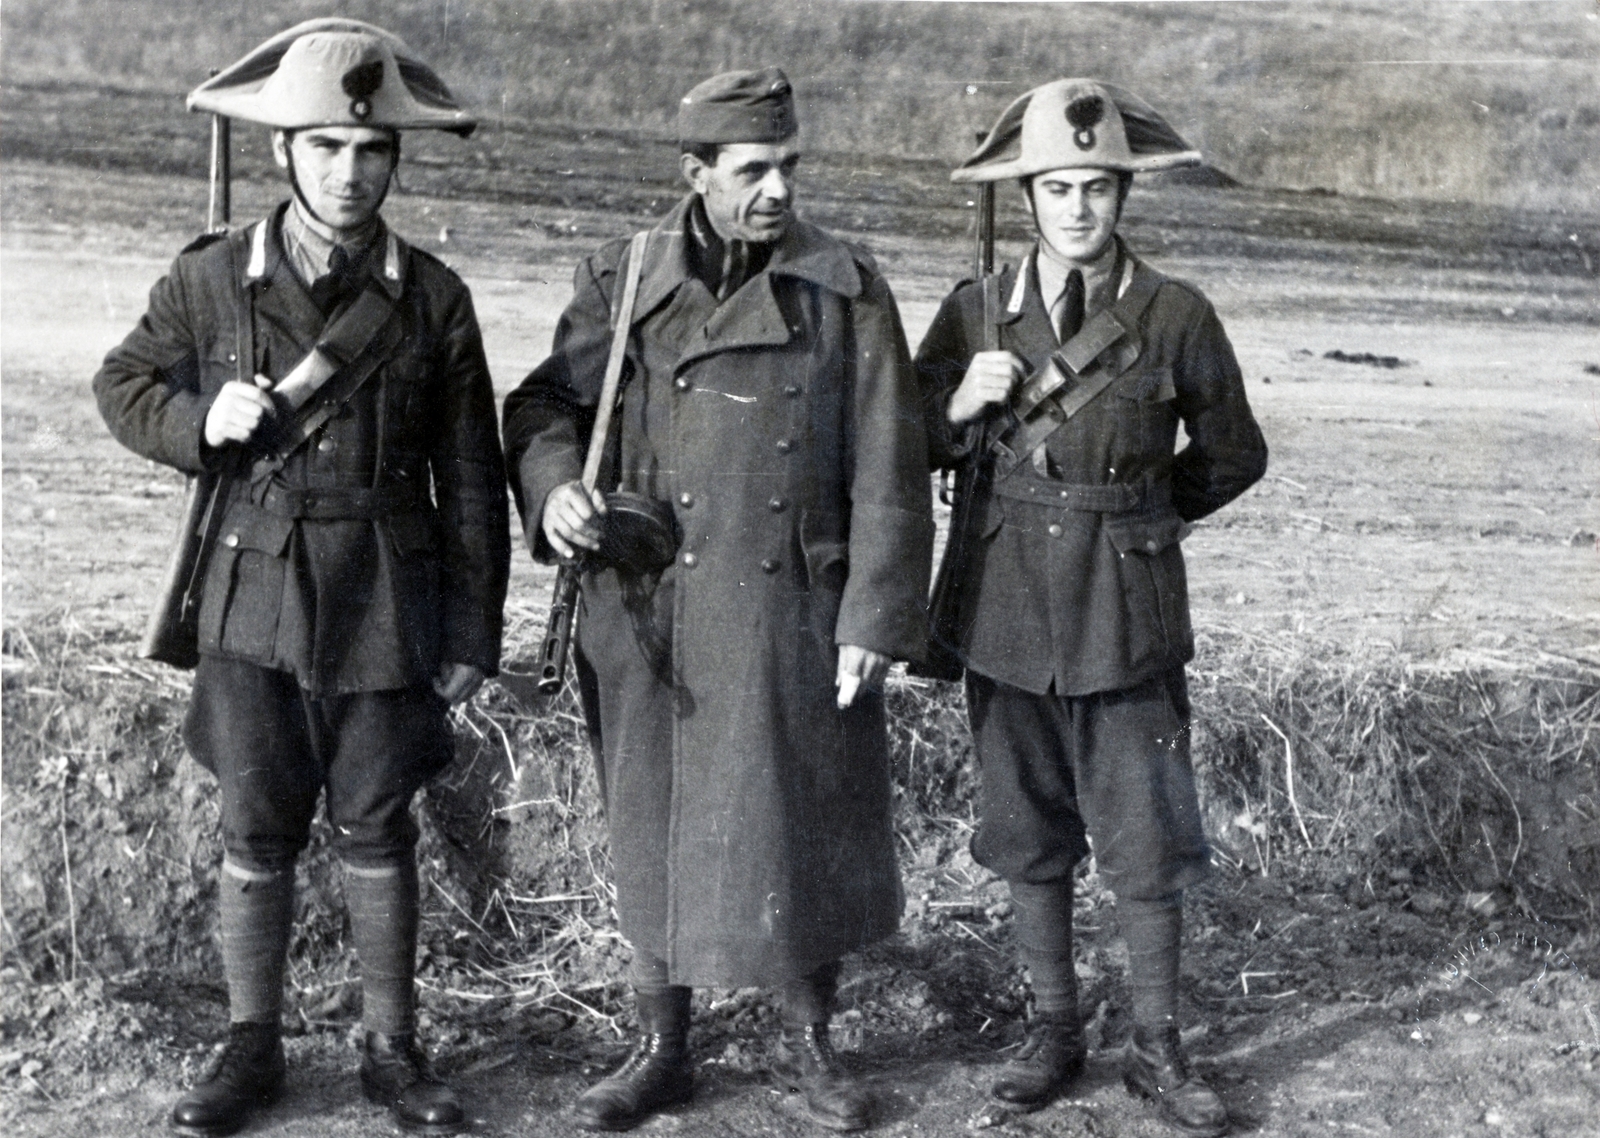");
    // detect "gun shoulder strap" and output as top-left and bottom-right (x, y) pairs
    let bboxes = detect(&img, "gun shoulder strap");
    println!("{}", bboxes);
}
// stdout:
(579, 230), (650, 492)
